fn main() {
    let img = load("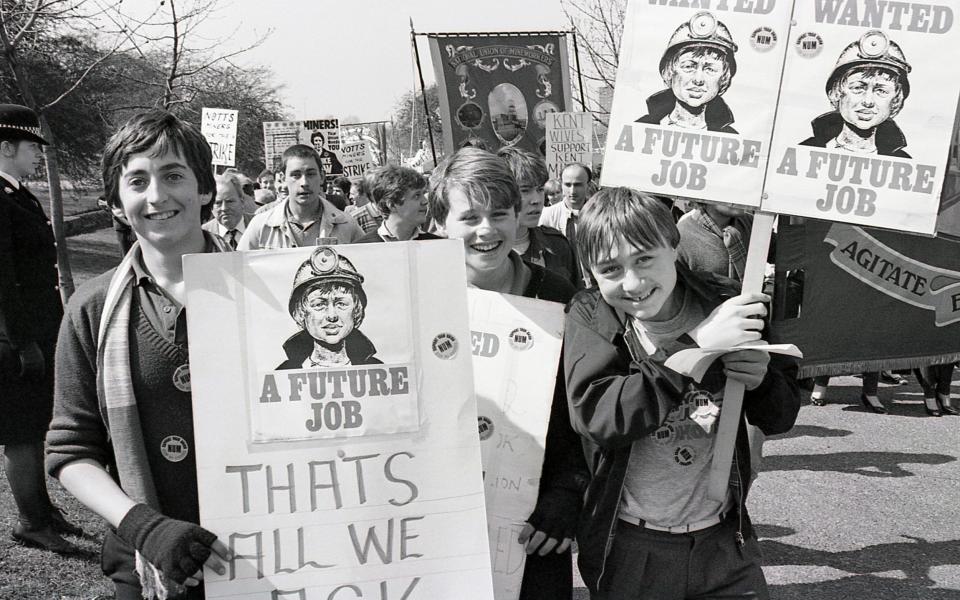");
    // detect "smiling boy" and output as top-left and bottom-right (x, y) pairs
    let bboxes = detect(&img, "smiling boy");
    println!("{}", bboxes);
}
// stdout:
(46, 111), (232, 600)
(564, 187), (799, 600)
